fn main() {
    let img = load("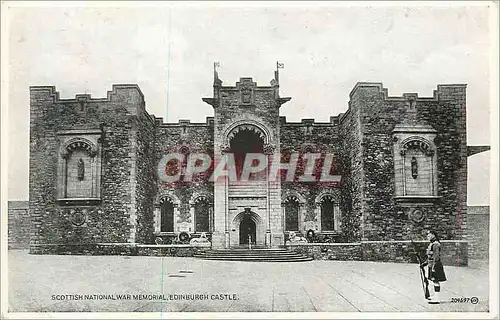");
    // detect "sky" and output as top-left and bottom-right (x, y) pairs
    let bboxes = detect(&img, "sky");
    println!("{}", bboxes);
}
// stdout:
(6, 3), (493, 204)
